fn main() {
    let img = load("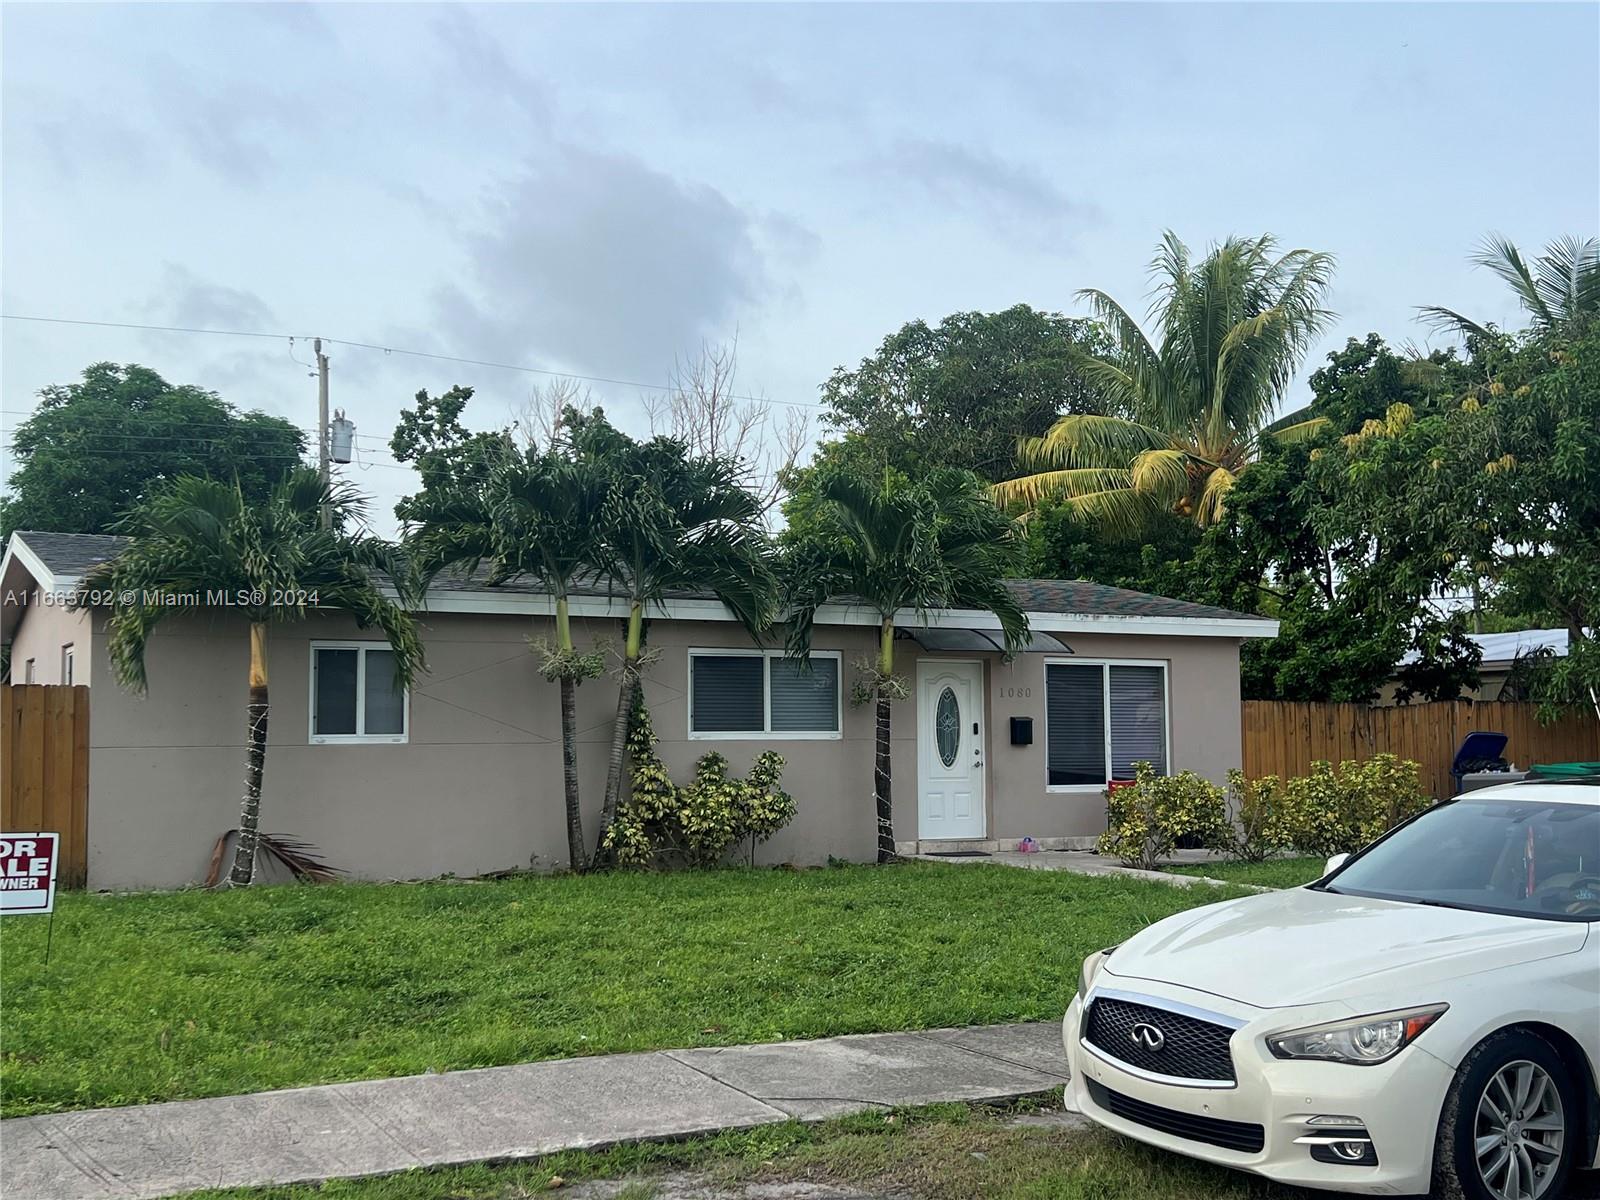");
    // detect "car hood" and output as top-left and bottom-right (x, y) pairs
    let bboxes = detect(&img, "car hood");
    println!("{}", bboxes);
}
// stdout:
(1103, 887), (1590, 1008)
